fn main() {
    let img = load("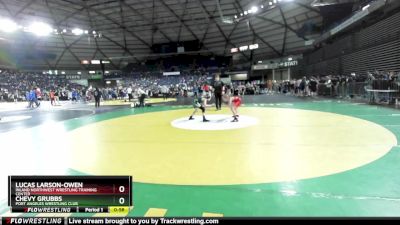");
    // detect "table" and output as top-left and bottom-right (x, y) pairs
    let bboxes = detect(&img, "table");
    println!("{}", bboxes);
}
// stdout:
(365, 89), (399, 104)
